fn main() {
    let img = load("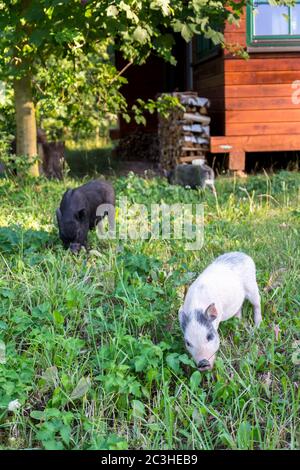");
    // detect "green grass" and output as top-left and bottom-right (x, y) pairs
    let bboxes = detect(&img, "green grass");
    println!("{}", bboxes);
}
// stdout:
(0, 171), (299, 450)
(65, 145), (116, 178)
